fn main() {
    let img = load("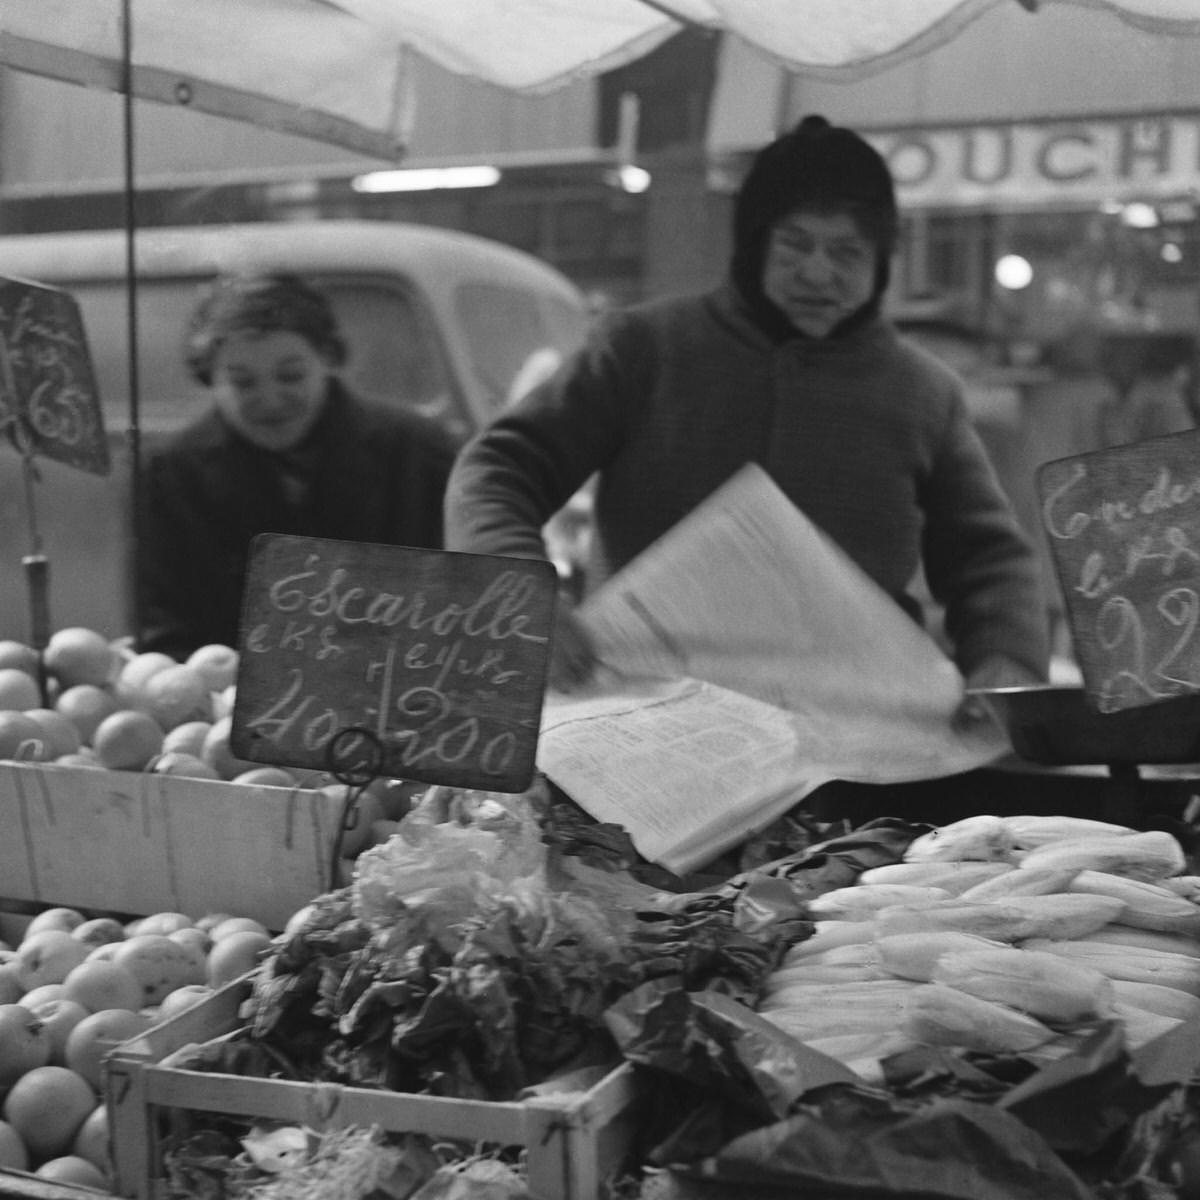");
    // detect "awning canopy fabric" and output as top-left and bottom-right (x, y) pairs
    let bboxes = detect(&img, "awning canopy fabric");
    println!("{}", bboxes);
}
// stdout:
(3, 0), (1200, 160)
